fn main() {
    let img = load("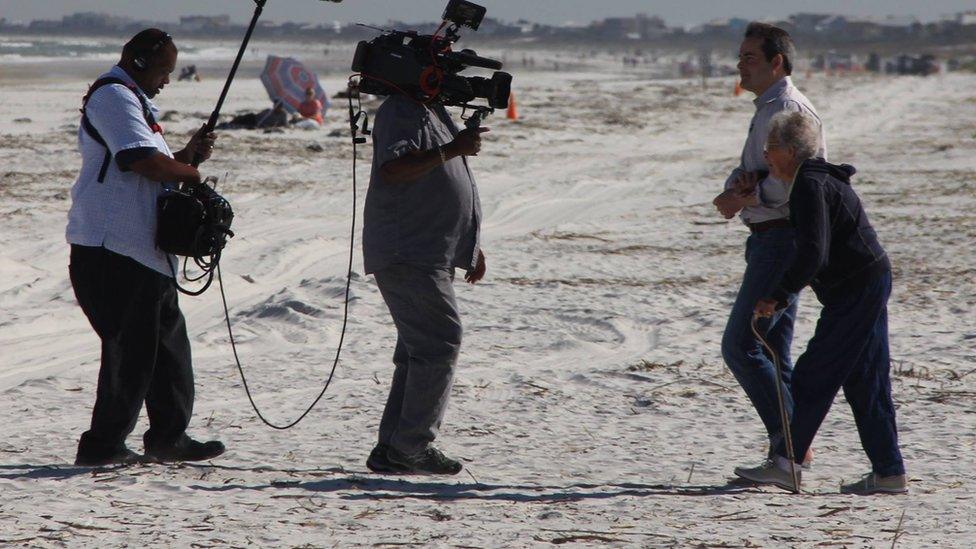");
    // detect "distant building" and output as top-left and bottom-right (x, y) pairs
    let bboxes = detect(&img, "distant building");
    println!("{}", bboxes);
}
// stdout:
(593, 16), (639, 39)
(5, 9), (976, 49)
(840, 20), (886, 41)
(61, 12), (131, 31)
(814, 15), (851, 34)
(179, 15), (231, 33)
(789, 13), (833, 34)
(585, 14), (667, 40)
(512, 19), (536, 34)
(692, 17), (749, 36)
(873, 15), (918, 29)
(636, 14), (668, 40)
(28, 20), (62, 31)
(476, 17), (523, 37)
(958, 11), (976, 26)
